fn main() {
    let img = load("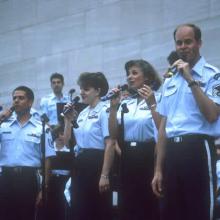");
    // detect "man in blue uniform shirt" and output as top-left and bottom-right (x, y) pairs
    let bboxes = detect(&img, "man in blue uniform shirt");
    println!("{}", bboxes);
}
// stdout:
(0, 86), (55, 220)
(40, 73), (69, 126)
(152, 24), (220, 220)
